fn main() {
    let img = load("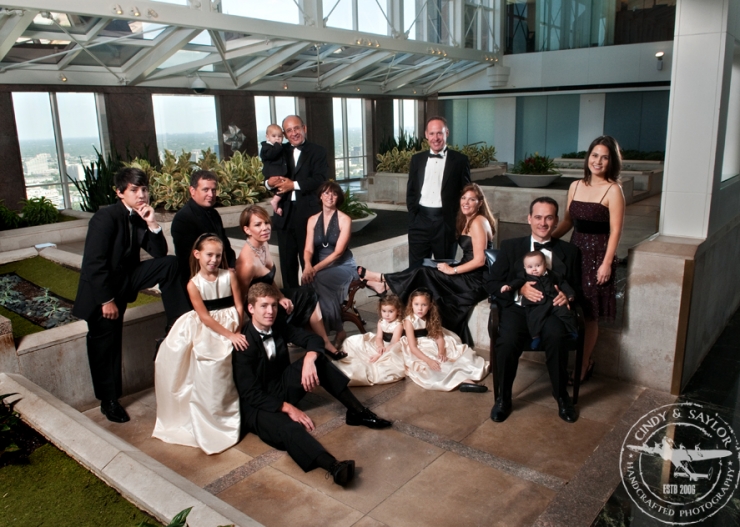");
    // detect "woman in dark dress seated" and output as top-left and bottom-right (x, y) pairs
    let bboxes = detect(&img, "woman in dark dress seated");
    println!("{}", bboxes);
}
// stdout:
(359, 184), (495, 346)
(235, 205), (347, 360)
